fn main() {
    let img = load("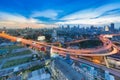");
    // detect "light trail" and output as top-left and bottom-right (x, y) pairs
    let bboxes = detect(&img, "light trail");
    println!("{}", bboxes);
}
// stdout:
(0, 32), (119, 61)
